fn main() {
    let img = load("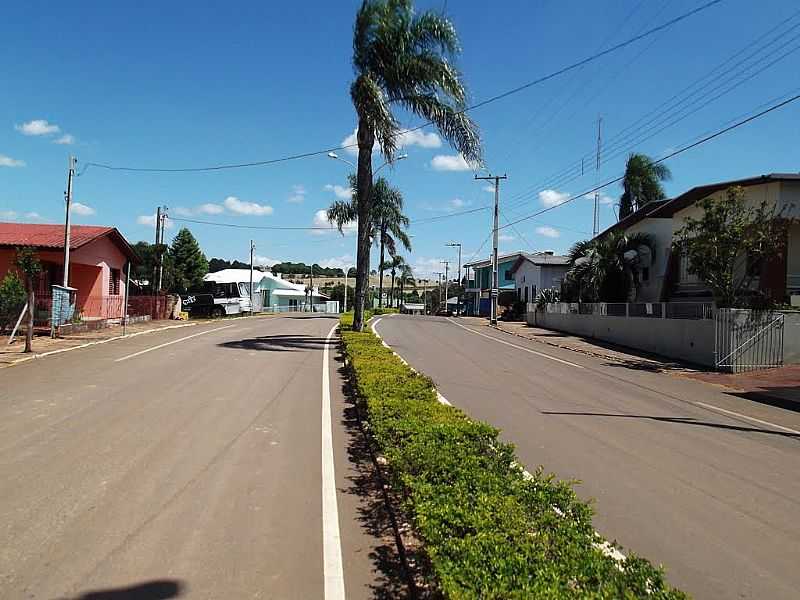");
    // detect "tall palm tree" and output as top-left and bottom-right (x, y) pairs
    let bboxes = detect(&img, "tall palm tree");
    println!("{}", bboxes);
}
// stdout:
(327, 177), (411, 308)
(374, 187), (410, 307)
(348, 0), (482, 331)
(397, 262), (415, 305)
(564, 231), (656, 302)
(384, 253), (408, 307)
(619, 153), (672, 220)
